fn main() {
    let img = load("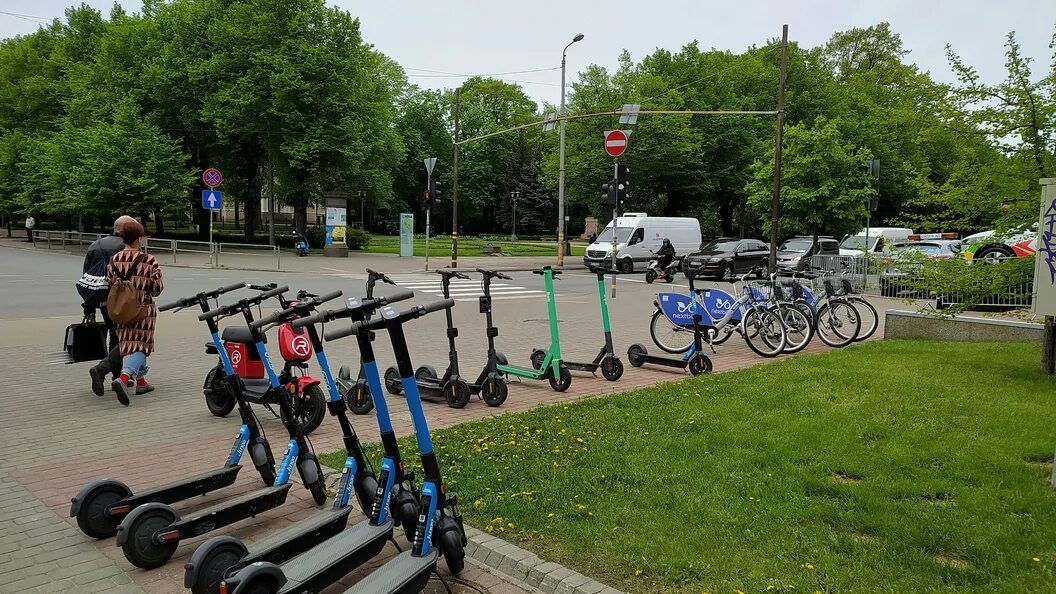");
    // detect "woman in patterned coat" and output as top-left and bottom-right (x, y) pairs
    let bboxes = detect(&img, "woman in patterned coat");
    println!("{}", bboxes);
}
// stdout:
(107, 219), (164, 406)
